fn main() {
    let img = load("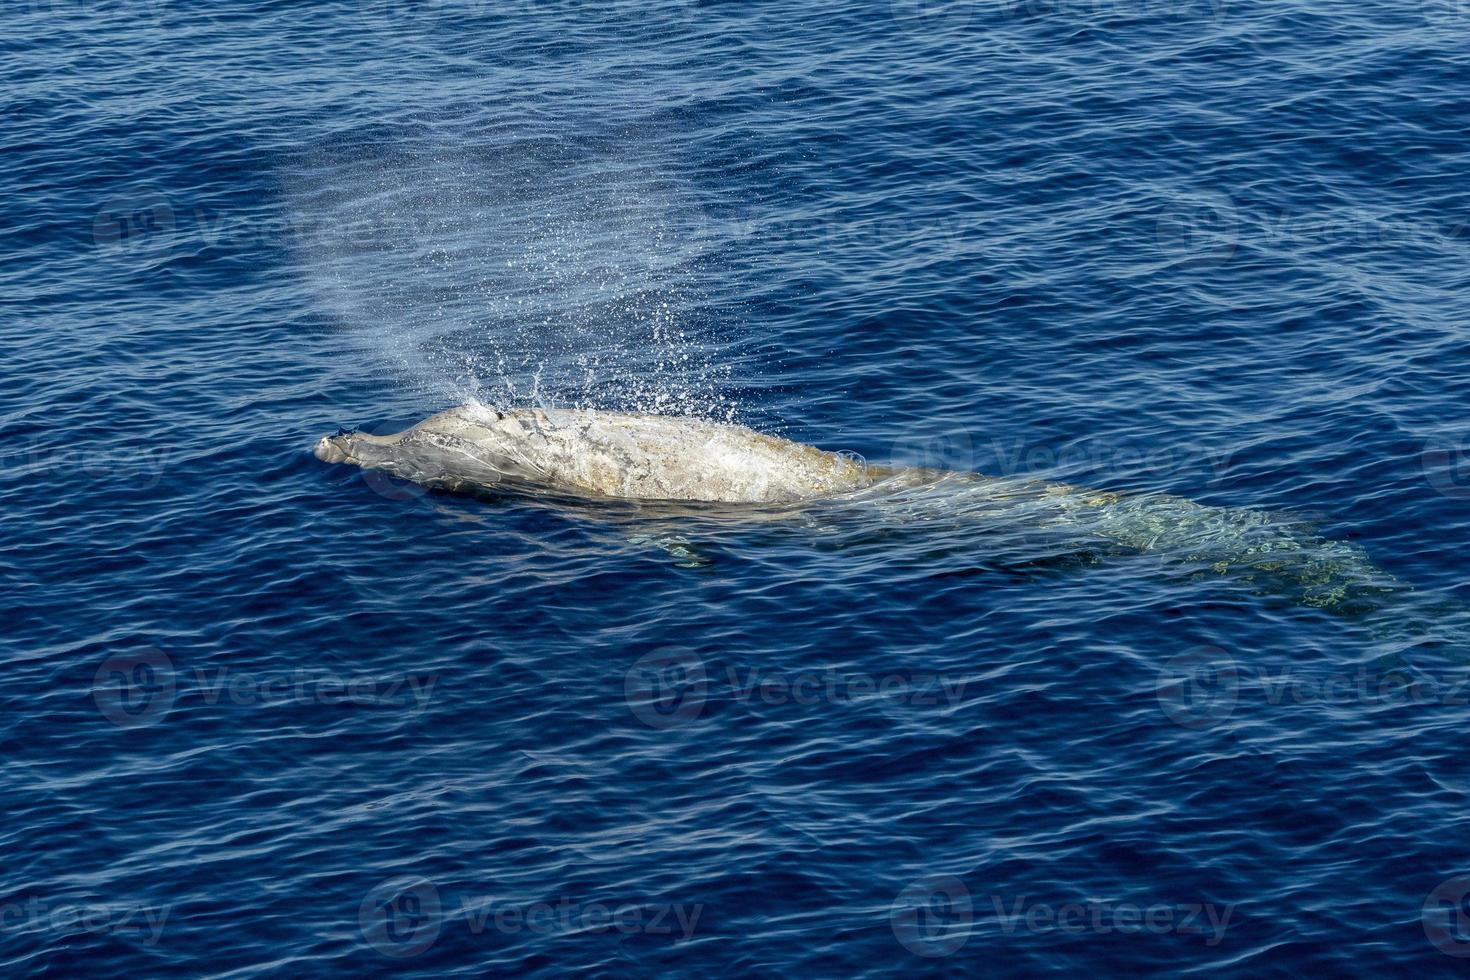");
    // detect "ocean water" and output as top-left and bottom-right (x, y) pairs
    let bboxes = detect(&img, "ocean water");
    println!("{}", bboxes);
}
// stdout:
(7, 0), (1470, 974)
